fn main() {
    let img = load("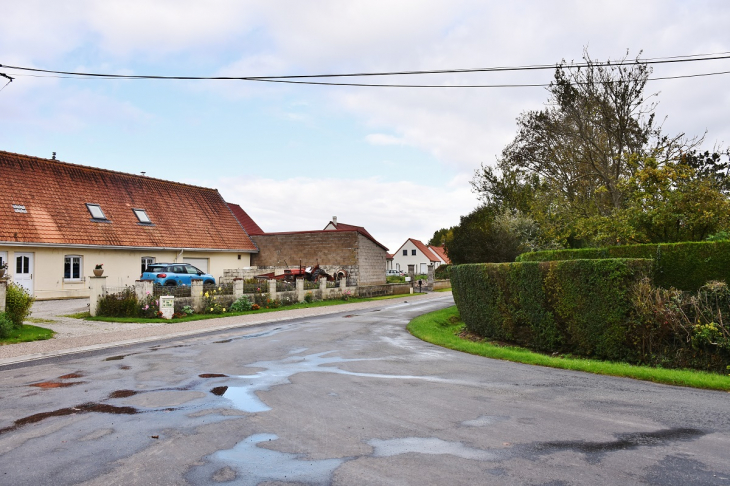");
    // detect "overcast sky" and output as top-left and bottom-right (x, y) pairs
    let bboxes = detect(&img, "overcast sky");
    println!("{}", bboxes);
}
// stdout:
(2, 1), (729, 251)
